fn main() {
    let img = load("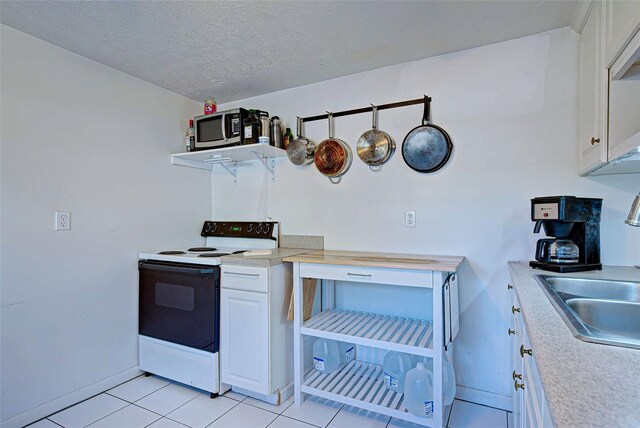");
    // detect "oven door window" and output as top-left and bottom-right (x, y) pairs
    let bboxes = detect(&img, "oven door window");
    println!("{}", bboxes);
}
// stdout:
(139, 261), (219, 353)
